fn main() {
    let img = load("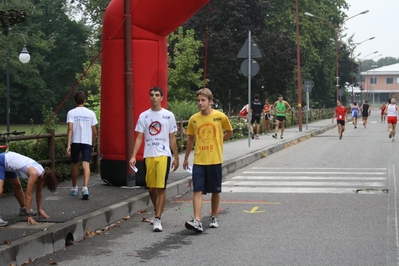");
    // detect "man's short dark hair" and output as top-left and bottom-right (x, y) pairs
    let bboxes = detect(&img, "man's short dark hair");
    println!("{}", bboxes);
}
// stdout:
(254, 94), (260, 100)
(150, 86), (163, 96)
(74, 90), (86, 105)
